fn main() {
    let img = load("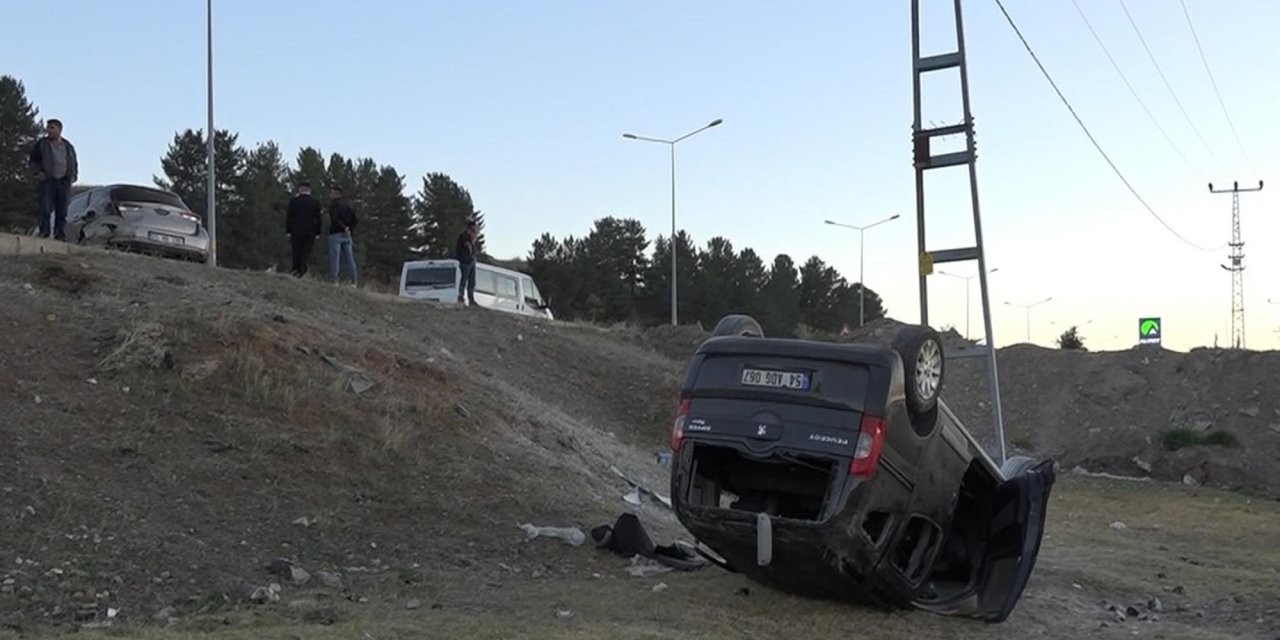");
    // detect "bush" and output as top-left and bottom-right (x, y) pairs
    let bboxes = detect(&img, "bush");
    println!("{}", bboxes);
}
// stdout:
(1057, 326), (1085, 350)
(1161, 427), (1239, 451)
